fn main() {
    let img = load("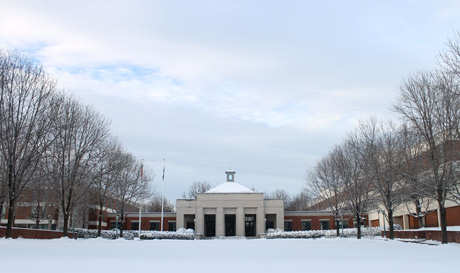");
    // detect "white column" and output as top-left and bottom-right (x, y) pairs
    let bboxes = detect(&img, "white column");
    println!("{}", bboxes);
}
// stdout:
(196, 207), (204, 237)
(256, 208), (265, 236)
(216, 207), (224, 237)
(236, 207), (245, 236)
